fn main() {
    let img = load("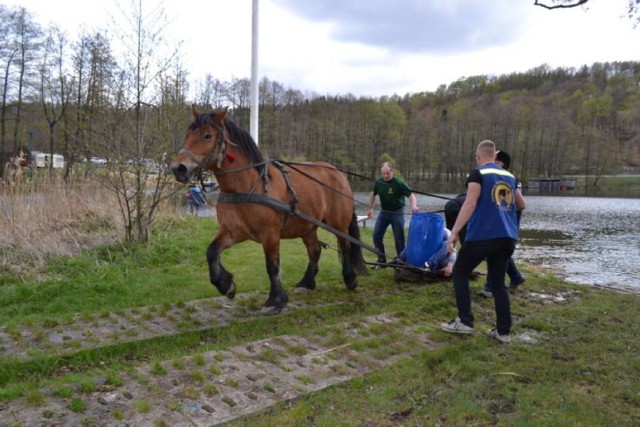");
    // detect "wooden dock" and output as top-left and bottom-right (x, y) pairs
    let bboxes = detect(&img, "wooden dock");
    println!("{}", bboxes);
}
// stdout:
(526, 177), (576, 192)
